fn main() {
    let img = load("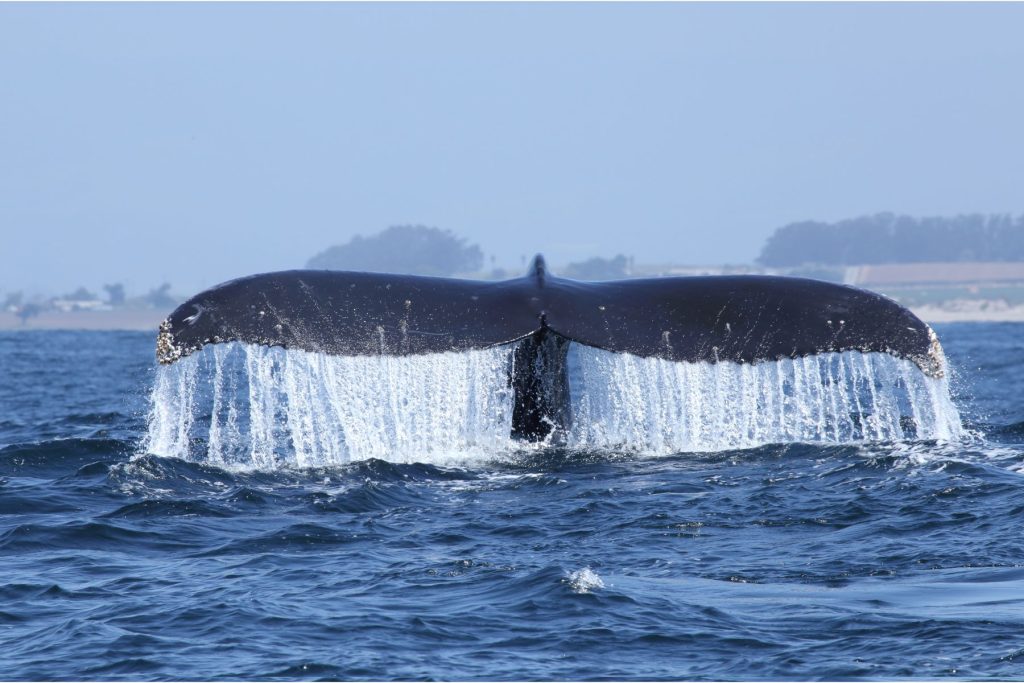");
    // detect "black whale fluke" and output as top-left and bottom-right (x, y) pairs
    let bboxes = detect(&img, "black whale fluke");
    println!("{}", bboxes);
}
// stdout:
(157, 254), (946, 441)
